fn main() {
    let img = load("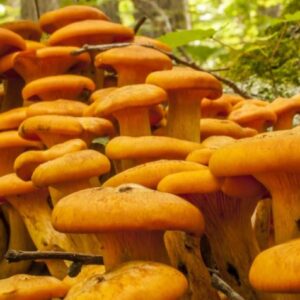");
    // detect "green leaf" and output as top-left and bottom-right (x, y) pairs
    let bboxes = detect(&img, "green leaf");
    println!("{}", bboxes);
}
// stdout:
(284, 11), (300, 22)
(92, 136), (110, 147)
(184, 45), (218, 62)
(158, 29), (216, 48)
